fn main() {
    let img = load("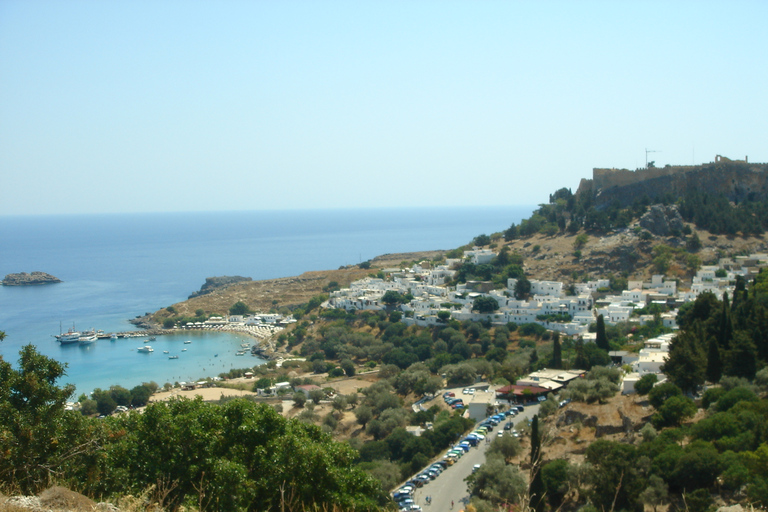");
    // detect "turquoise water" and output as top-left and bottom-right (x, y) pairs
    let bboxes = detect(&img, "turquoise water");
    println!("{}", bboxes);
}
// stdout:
(0, 206), (534, 396)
